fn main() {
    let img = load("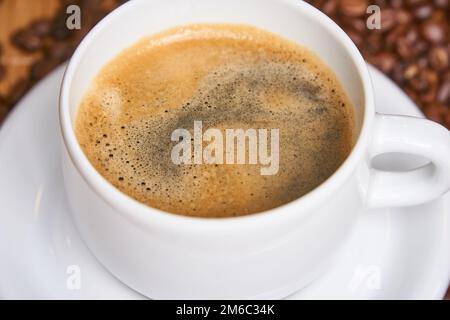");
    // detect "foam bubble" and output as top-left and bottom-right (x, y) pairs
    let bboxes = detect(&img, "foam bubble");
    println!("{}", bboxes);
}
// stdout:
(99, 88), (122, 119)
